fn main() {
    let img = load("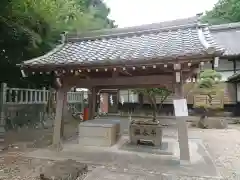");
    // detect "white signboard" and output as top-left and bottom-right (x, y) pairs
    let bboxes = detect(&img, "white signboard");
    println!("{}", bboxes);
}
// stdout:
(173, 99), (188, 117)
(214, 57), (219, 68)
